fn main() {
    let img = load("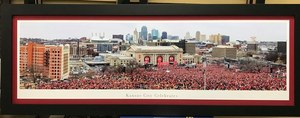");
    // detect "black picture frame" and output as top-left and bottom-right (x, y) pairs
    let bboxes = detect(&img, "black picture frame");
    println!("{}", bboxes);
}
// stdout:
(1, 4), (299, 116)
